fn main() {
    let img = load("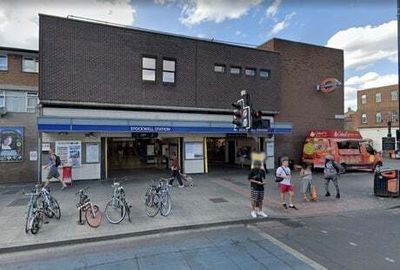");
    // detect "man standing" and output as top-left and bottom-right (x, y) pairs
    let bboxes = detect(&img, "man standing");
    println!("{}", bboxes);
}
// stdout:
(324, 155), (341, 198)
(248, 161), (268, 218)
(44, 149), (67, 190)
(276, 157), (297, 210)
